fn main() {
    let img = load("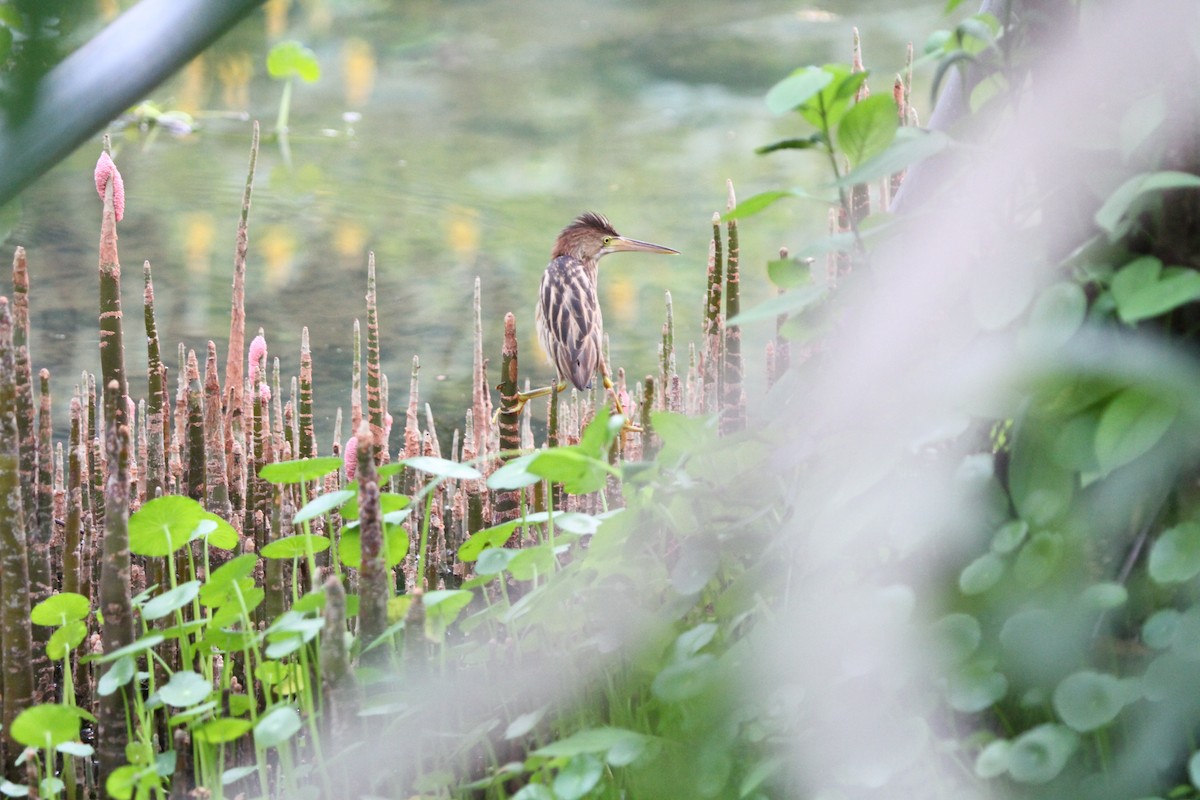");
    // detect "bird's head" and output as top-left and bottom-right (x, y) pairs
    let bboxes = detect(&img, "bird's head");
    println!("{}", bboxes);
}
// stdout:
(552, 212), (679, 264)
